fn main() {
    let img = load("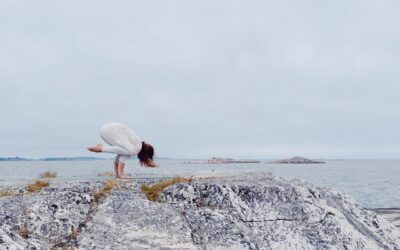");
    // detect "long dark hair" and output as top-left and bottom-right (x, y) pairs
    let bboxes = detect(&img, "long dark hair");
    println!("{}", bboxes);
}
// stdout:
(138, 142), (155, 167)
